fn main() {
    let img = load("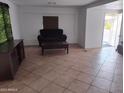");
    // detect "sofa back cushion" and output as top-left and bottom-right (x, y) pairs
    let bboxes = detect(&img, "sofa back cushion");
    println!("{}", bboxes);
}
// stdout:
(40, 29), (63, 37)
